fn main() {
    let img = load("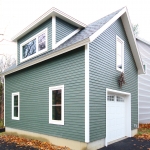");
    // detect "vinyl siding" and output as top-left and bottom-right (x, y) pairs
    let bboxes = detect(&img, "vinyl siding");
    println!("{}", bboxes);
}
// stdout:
(89, 18), (138, 142)
(5, 46), (85, 142)
(137, 40), (150, 123)
(17, 18), (52, 64)
(56, 17), (78, 43)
